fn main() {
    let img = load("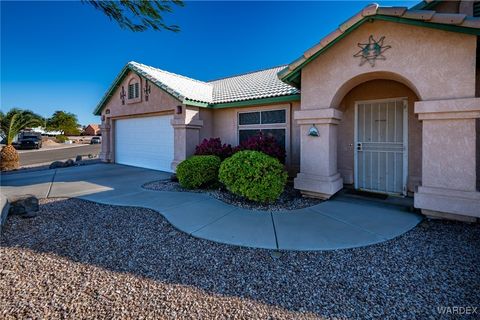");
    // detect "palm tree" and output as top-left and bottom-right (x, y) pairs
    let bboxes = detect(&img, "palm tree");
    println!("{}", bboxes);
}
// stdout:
(0, 108), (43, 171)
